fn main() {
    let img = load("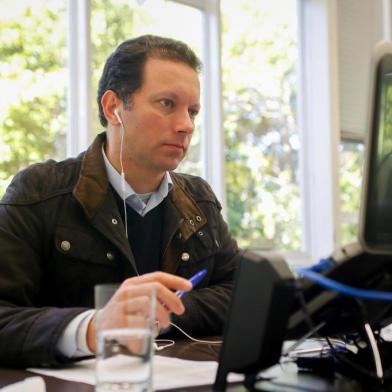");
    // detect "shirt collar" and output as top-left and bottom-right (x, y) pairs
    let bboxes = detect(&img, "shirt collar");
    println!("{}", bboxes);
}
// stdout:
(101, 144), (173, 215)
